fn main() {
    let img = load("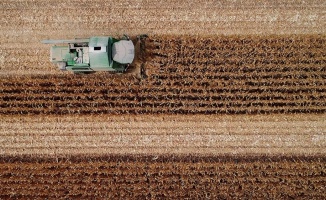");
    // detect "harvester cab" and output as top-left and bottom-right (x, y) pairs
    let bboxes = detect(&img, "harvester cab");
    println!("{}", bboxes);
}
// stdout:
(42, 34), (148, 77)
